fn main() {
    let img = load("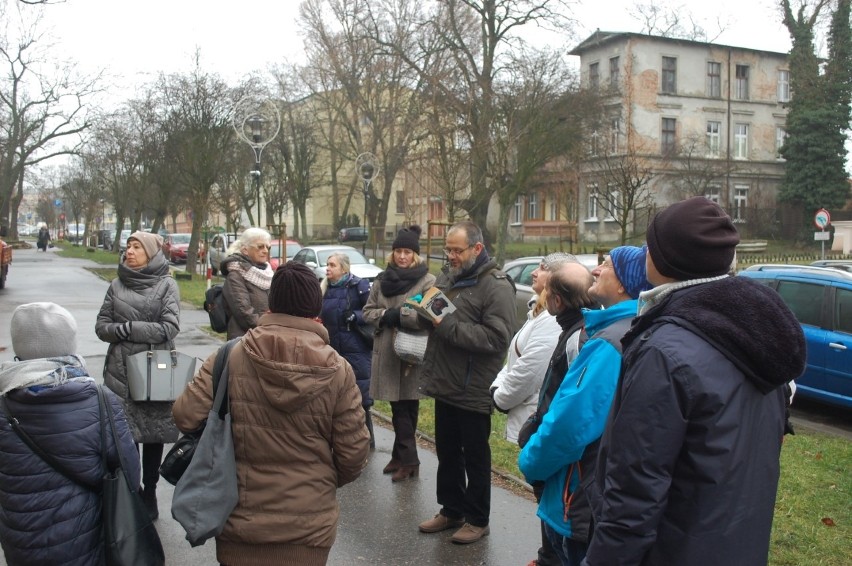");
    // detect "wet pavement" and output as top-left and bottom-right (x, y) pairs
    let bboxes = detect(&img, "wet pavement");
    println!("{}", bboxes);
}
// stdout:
(0, 246), (542, 565)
